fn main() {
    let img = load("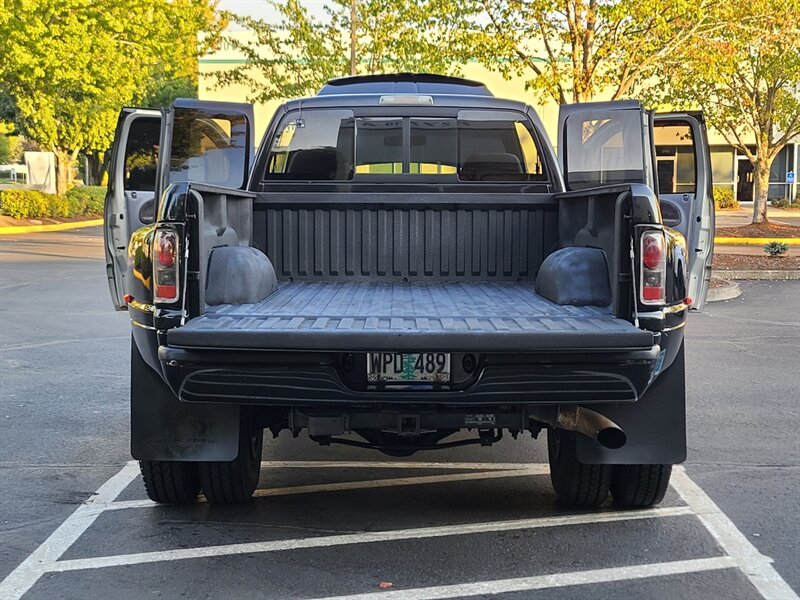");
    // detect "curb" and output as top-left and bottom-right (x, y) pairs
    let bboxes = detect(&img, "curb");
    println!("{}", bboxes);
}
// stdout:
(715, 237), (800, 246)
(0, 218), (103, 235)
(711, 269), (800, 281)
(707, 279), (742, 302)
